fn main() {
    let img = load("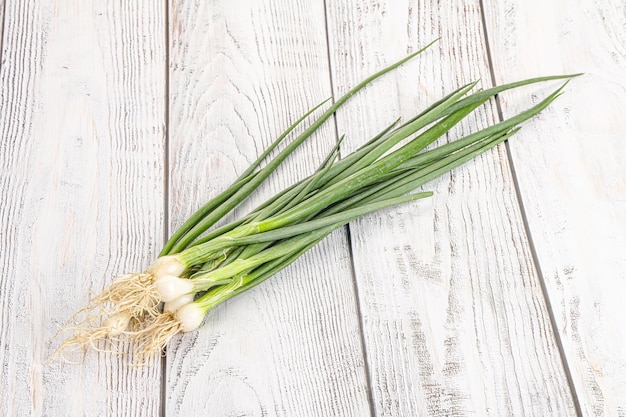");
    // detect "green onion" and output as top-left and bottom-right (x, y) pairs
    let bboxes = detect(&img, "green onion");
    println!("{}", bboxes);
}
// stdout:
(55, 40), (577, 362)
